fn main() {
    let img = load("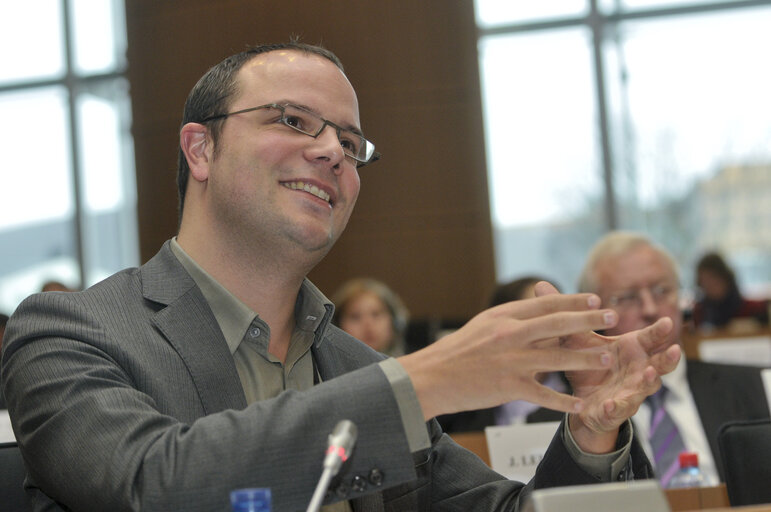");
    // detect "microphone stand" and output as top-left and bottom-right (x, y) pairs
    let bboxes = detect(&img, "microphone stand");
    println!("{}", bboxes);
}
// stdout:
(306, 420), (358, 512)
